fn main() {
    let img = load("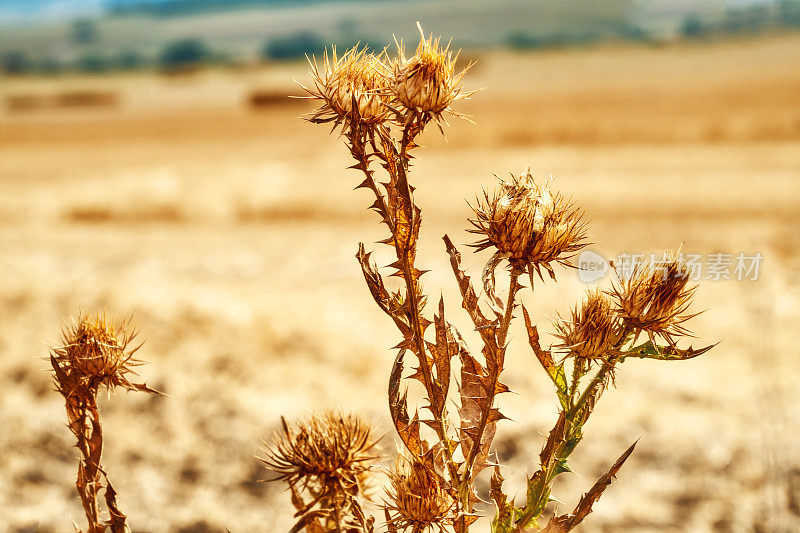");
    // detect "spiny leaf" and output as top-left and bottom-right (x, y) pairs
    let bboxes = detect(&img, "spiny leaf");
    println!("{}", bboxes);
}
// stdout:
(482, 250), (509, 315)
(539, 411), (566, 468)
(519, 470), (549, 529)
(458, 350), (486, 461)
(551, 440), (638, 531)
(356, 244), (395, 319)
(553, 458), (572, 476)
(490, 466), (516, 532)
(388, 350), (422, 456)
(430, 297), (457, 415)
(622, 340), (718, 361)
(443, 235), (495, 335)
(522, 305), (568, 409)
